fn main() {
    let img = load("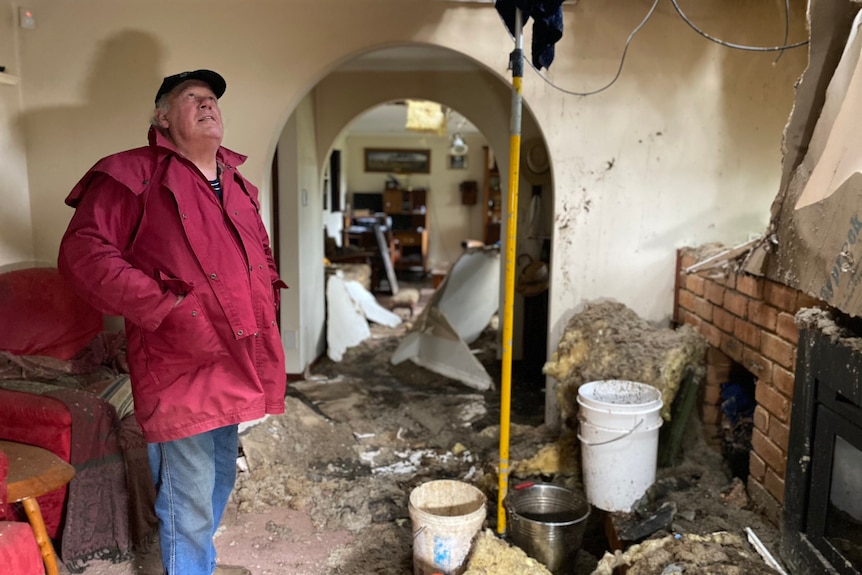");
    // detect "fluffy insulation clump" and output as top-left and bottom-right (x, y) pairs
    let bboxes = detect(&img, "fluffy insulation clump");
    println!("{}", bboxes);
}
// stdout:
(543, 301), (707, 425)
(590, 531), (778, 575)
(464, 529), (553, 575)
